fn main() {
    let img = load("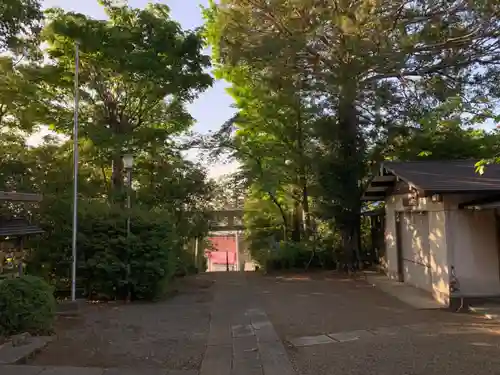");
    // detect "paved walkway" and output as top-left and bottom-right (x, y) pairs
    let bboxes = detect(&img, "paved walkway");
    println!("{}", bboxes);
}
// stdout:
(200, 272), (294, 375)
(0, 366), (195, 374)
